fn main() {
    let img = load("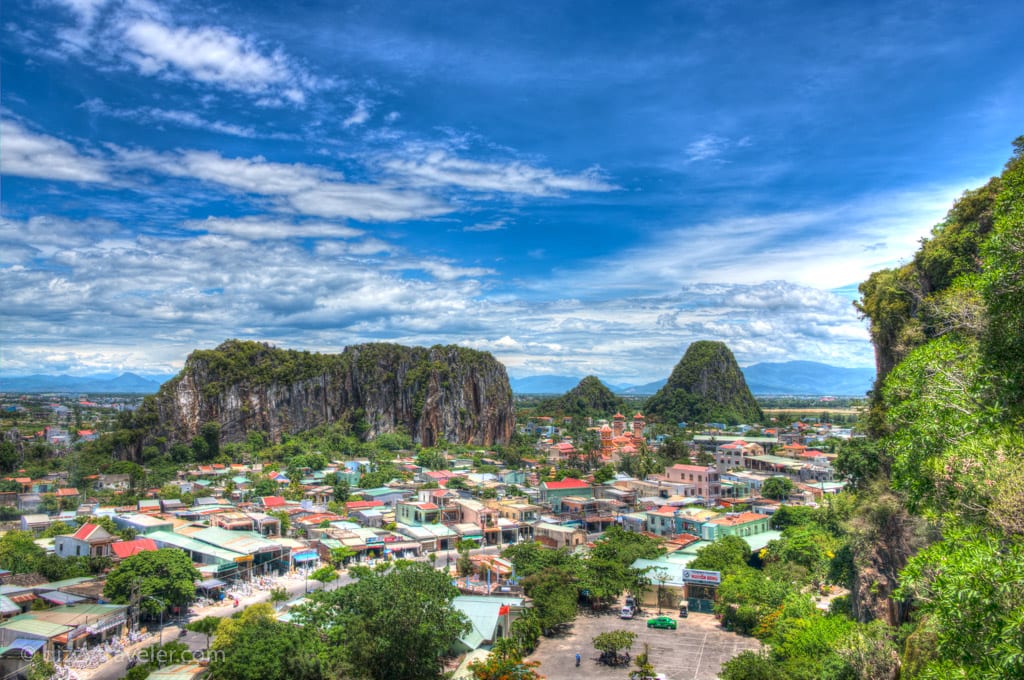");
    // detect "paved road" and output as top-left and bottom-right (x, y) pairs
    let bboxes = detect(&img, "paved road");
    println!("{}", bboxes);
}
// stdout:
(78, 546), (504, 680)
